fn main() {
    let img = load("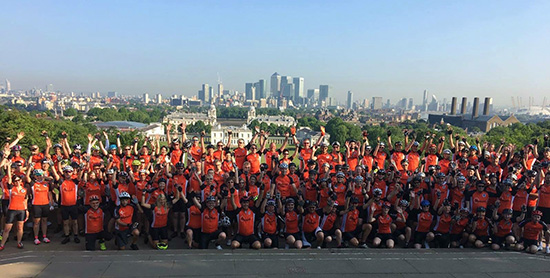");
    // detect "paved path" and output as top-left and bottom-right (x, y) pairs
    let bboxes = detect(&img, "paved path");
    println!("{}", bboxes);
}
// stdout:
(1, 249), (549, 278)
